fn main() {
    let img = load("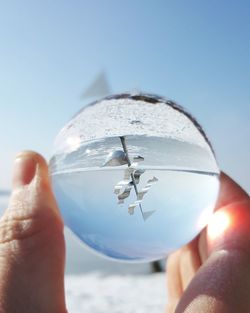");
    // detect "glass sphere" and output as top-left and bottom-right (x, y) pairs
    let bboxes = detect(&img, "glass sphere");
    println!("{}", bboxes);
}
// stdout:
(49, 93), (220, 262)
